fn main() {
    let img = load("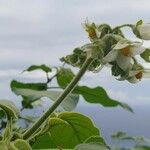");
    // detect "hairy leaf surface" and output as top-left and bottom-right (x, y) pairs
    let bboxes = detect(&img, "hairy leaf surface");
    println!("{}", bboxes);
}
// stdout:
(32, 112), (99, 149)
(12, 88), (79, 111)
